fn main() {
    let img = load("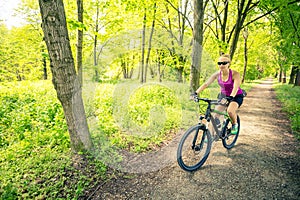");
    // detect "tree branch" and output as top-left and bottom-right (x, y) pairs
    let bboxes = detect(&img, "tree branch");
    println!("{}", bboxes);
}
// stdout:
(165, 0), (193, 30)
(243, 0), (300, 28)
(289, 12), (300, 41)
